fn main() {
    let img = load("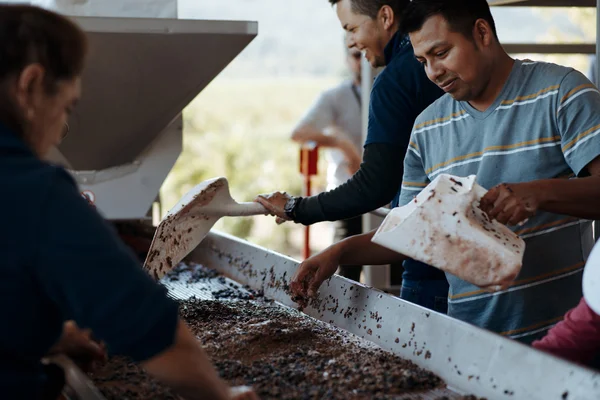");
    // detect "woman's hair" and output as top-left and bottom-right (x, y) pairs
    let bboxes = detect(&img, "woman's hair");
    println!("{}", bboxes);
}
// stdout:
(0, 4), (88, 133)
